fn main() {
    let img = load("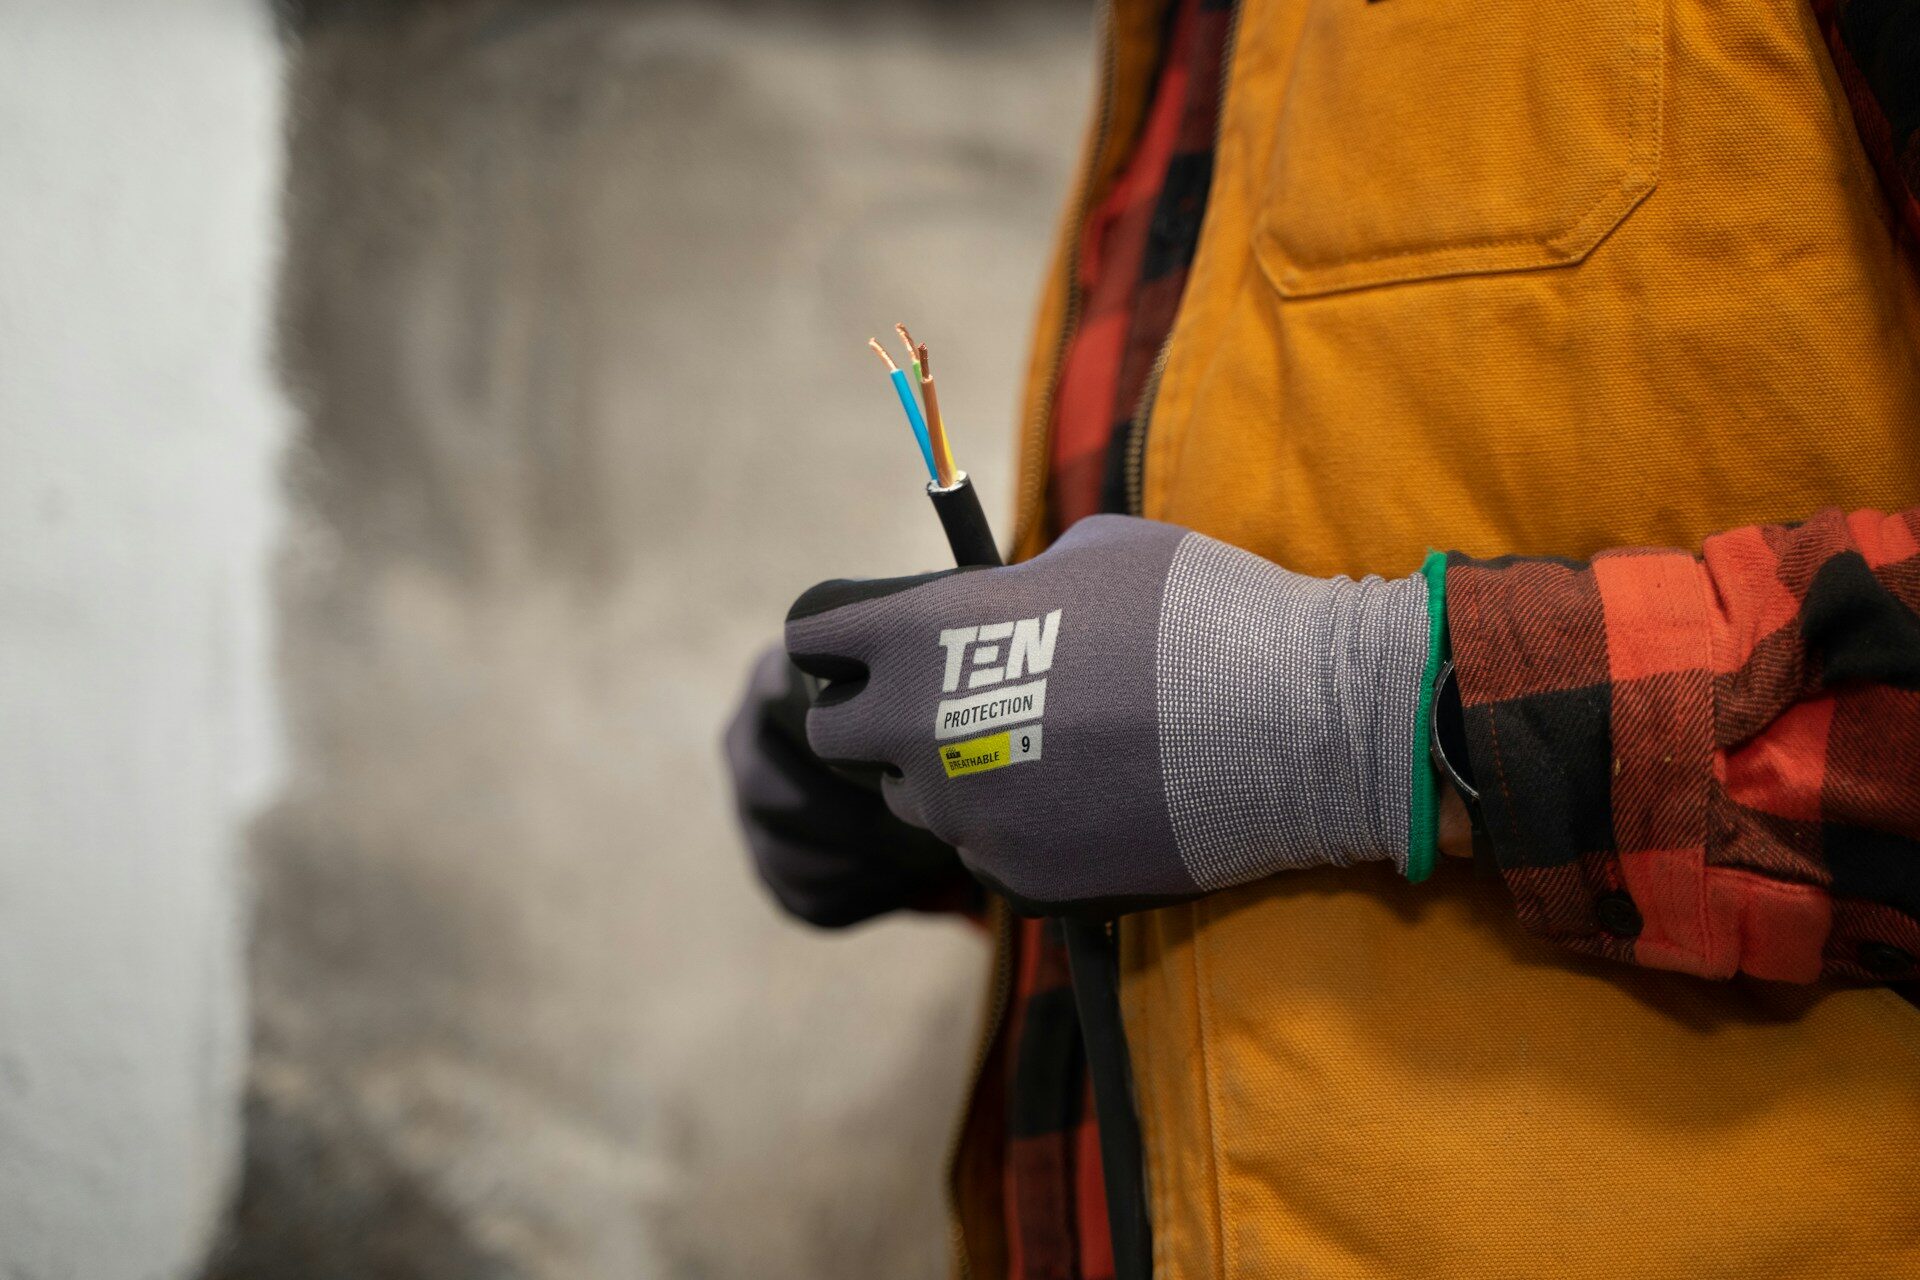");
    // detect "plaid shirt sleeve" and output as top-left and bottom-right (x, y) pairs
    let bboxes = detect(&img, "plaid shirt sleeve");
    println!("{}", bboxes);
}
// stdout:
(1444, 507), (1920, 984)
